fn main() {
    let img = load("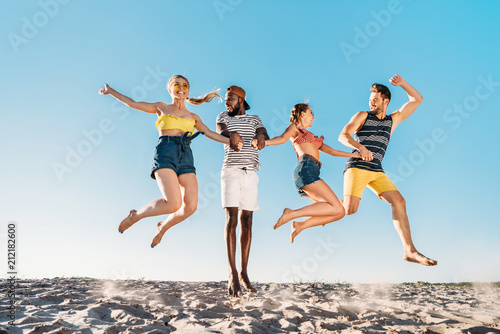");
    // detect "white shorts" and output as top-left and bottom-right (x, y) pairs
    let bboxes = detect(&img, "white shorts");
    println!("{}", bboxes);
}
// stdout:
(221, 167), (259, 211)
